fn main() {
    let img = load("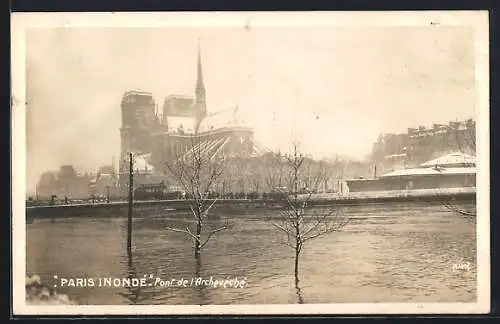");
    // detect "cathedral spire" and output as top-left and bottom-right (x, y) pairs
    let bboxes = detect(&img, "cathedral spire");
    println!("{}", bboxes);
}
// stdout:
(196, 39), (204, 91)
(195, 38), (207, 127)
